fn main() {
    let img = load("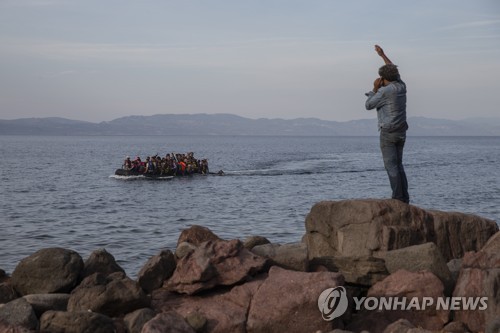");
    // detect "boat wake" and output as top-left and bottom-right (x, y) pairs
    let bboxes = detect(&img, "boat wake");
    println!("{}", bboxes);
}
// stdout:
(110, 156), (381, 179)
(222, 168), (380, 177)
